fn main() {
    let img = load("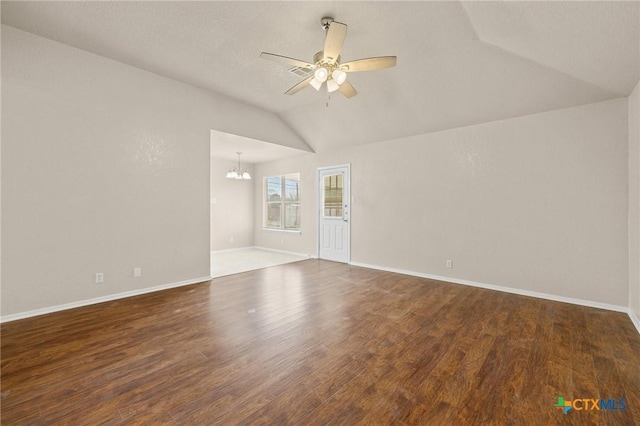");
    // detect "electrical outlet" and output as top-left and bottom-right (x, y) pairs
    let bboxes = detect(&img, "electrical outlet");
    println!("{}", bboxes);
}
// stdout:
(133, 267), (141, 277)
(446, 260), (453, 269)
(229, 236), (234, 243)
(95, 273), (104, 284)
